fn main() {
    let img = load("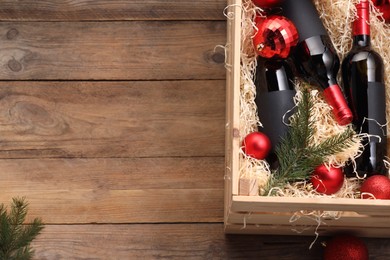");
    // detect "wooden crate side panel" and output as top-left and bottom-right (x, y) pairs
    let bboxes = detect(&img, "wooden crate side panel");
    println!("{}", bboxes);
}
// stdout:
(225, 0), (242, 228)
(225, 223), (390, 238)
(227, 212), (390, 228)
(225, 0), (242, 197)
(232, 196), (390, 216)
